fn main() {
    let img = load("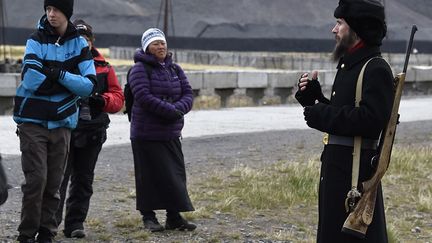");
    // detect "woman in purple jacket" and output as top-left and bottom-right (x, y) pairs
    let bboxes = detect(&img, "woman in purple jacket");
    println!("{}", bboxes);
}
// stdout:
(128, 28), (196, 232)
